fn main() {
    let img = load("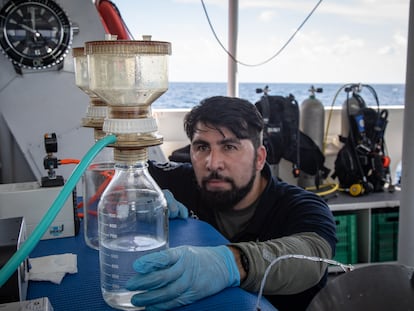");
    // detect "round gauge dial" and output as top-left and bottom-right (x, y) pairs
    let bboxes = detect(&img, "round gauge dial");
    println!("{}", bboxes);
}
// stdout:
(0, 0), (72, 70)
